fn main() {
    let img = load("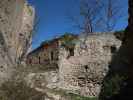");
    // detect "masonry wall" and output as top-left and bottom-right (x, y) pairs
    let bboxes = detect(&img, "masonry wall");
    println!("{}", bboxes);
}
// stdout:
(58, 33), (121, 97)
(26, 32), (122, 97)
(27, 40), (59, 70)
